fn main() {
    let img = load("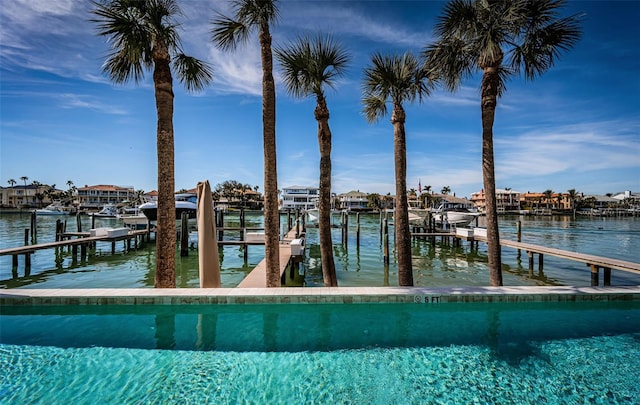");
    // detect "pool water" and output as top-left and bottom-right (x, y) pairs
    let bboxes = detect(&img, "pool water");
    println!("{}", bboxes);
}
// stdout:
(1, 301), (639, 403)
